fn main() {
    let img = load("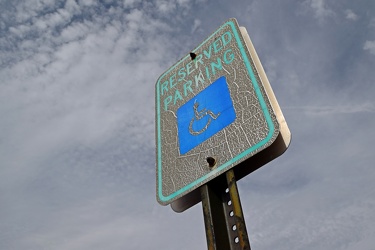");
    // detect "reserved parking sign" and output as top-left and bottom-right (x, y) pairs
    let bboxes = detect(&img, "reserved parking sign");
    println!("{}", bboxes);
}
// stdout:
(156, 18), (289, 208)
